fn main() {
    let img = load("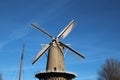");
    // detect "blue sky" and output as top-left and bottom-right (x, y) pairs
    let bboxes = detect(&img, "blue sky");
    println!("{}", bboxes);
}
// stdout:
(0, 0), (120, 80)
